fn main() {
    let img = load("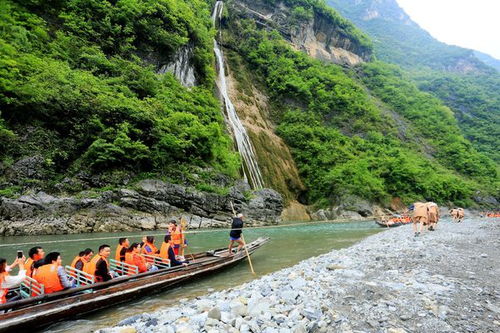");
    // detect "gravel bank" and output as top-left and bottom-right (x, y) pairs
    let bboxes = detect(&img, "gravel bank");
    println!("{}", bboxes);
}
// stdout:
(99, 218), (500, 333)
